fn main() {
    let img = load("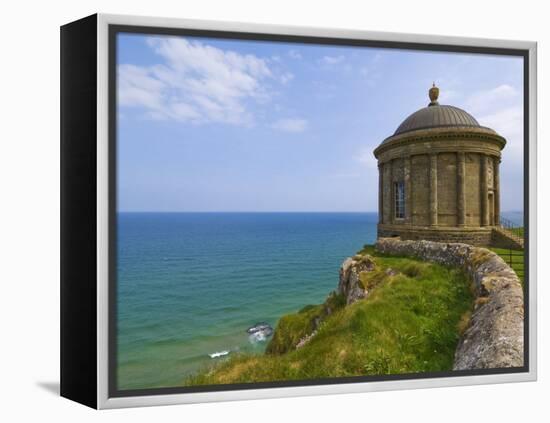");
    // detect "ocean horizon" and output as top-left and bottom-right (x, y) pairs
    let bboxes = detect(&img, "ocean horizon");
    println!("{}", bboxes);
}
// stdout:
(116, 211), (523, 390)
